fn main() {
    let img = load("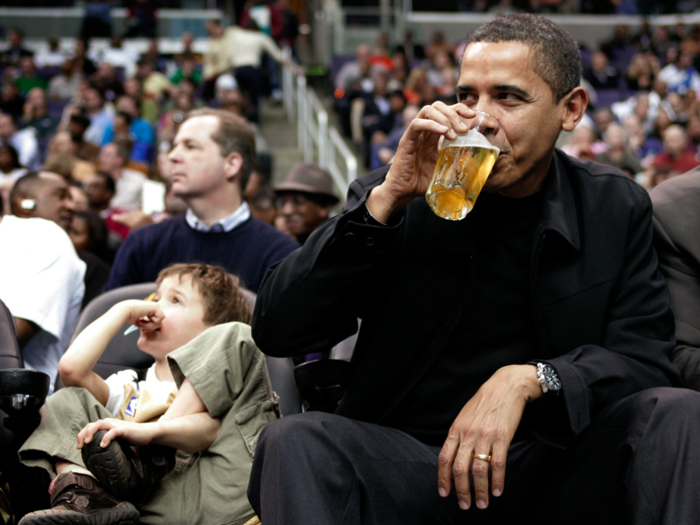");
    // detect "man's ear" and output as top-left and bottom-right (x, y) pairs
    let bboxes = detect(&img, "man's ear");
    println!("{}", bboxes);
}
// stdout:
(11, 193), (35, 218)
(560, 87), (589, 132)
(224, 151), (244, 182)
